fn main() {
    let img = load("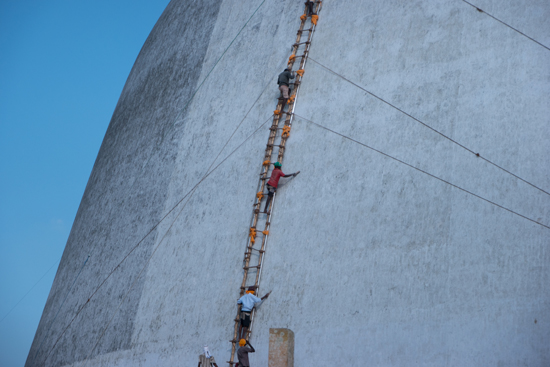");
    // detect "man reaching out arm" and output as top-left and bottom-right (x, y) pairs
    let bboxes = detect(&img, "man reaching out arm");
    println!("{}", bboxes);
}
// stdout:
(263, 161), (299, 213)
